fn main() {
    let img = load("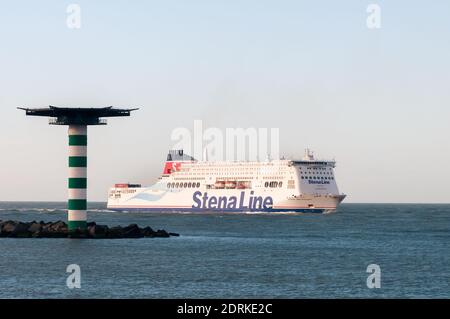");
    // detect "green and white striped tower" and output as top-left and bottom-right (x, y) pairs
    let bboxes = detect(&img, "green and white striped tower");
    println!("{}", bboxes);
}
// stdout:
(68, 125), (88, 231)
(19, 106), (138, 234)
